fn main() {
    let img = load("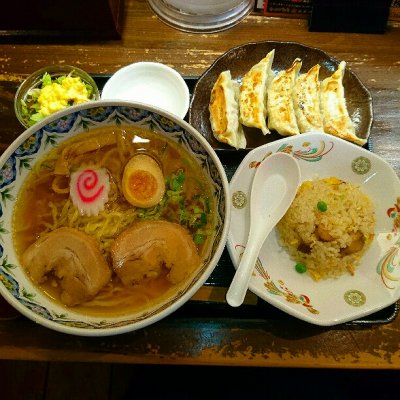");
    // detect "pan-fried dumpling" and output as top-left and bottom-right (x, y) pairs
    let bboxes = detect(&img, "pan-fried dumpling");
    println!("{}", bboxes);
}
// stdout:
(267, 58), (302, 136)
(209, 70), (246, 150)
(320, 61), (366, 146)
(293, 64), (323, 133)
(239, 49), (275, 135)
